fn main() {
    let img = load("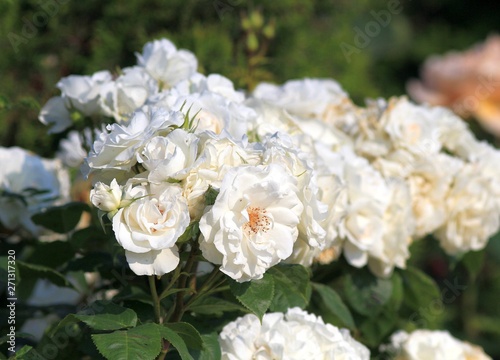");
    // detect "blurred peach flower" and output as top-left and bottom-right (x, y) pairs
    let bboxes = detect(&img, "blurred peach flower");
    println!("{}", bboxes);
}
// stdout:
(407, 35), (500, 136)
